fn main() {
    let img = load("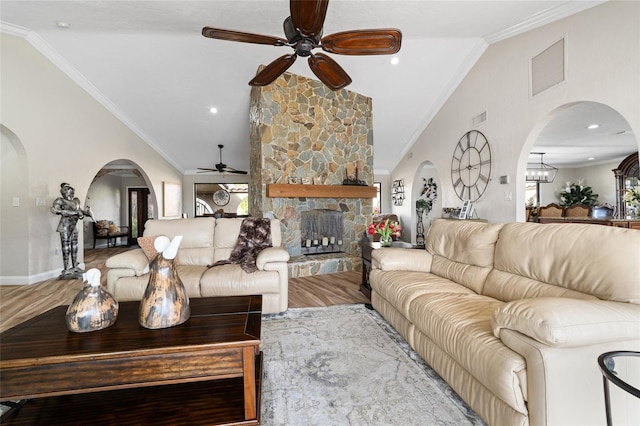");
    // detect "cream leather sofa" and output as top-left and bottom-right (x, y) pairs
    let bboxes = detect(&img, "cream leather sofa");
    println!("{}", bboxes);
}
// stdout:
(370, 219), (640, 426)
(105, 217), (289, 314)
